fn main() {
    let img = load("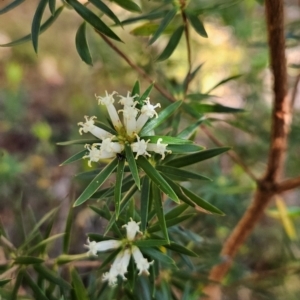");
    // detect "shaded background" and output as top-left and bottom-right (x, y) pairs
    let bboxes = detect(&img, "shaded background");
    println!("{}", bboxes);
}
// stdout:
(0, 0), (300, 298)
